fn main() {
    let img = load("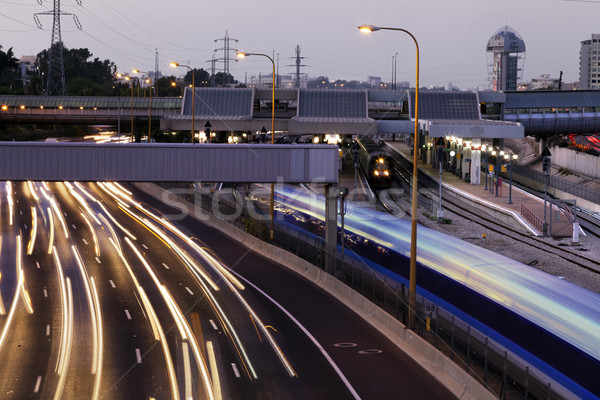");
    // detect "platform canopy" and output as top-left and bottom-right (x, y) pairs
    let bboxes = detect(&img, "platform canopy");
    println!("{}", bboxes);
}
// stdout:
(420, 119), (524, 138)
